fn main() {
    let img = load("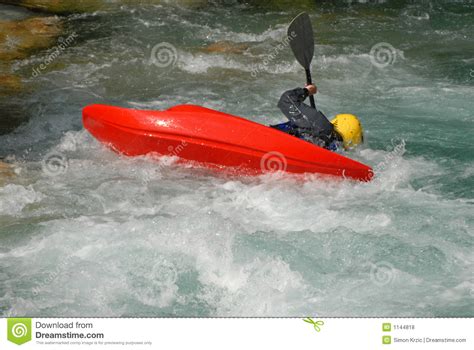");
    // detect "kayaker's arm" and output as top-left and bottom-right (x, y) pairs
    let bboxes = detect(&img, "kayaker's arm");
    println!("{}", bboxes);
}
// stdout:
(277, 86), (318, 129)
(277, 86), (337, 146)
